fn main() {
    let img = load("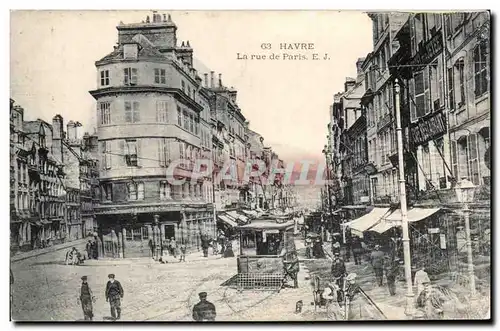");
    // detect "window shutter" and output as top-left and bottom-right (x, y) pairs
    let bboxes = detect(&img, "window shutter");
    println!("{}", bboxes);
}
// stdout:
(119, 140), (125, 165)
(107, 141), (112, 169)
